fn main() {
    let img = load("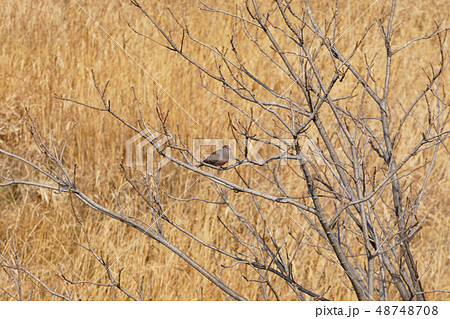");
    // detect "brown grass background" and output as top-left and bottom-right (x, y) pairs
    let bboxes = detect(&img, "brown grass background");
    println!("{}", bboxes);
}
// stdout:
(0, 0), (449, 300)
